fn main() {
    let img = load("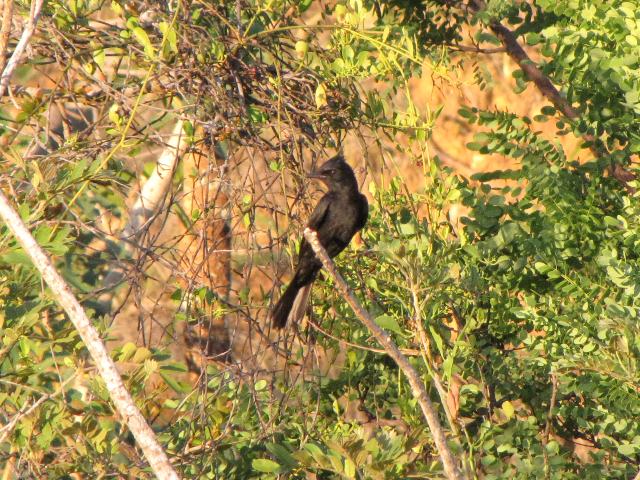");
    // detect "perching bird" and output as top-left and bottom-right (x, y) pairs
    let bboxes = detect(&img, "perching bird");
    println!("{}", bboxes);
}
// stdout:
(271, 154), (368, 329)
